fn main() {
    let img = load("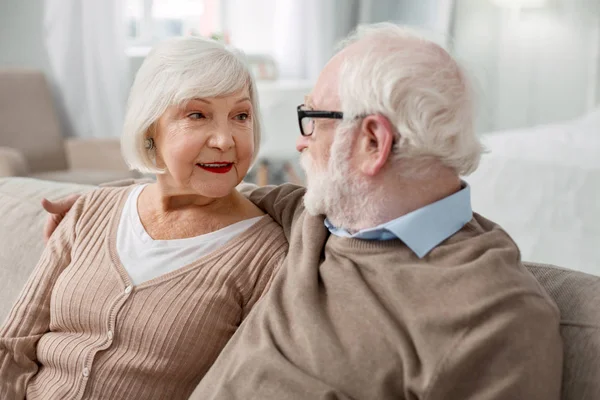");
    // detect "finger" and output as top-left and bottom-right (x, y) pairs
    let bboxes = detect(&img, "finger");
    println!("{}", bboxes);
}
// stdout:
(41, 198), (55, 213)
(41, 194), (81, 214)
(43, 215), (59, 243)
